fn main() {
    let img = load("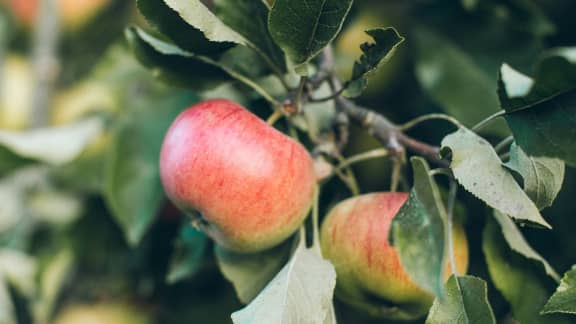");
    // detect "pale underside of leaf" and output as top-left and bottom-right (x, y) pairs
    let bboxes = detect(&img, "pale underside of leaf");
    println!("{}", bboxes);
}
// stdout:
(163, 0), (247, 45)
(131, 27), (277, 103)
(0, 118), (103, 165)
(492, 210), (559, 280)
(231, 243), (336, 324)
(505, 142), (564, 210)
(441, 127), (550, 228)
